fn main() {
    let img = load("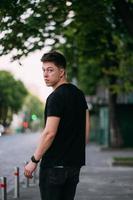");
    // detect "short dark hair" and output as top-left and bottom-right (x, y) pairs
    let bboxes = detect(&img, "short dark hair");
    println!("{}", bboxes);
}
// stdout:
(41, 51), (66, 69)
